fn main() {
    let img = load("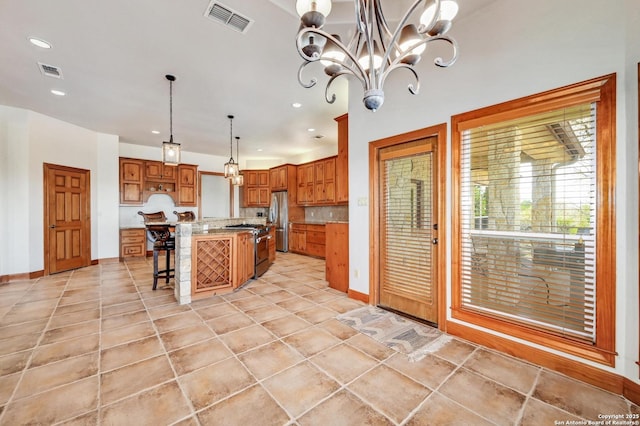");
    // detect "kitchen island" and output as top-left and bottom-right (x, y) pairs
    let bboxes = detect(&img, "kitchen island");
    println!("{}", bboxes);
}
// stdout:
(173, 218), (267, 305)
